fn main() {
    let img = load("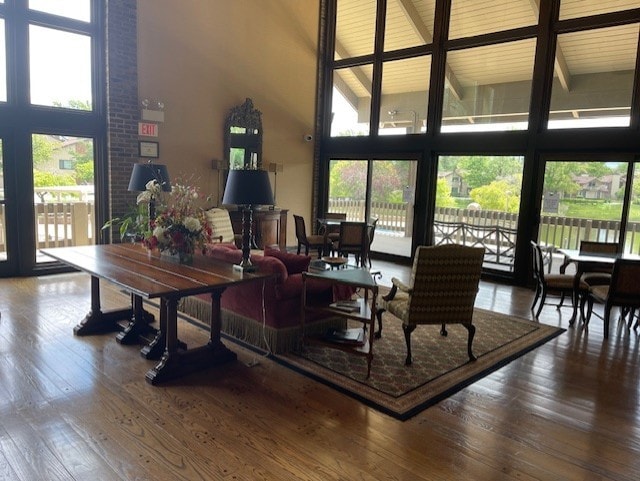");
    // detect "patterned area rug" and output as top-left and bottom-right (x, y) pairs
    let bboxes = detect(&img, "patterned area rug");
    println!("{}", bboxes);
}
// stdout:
(274, 309), (564, 420)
